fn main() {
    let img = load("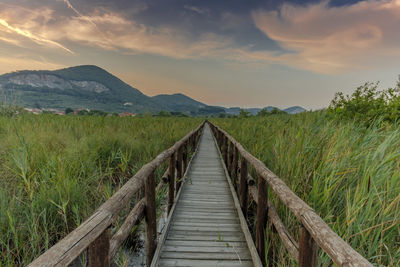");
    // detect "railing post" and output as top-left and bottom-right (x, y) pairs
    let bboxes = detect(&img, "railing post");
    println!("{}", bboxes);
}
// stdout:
(228, 141), (233, 175)
(239, 157), (248, 218)
(183, 142), (188, 172)
(168, 153), (175, 214)
(299, 225), (318, 267)
(256, 175), (268, 266)
(145, 171), (157, 267)
(176, 146), (183, 193)
(191, 135), (195, 152)
(88, 227), (110, 267)
(232, 146), (238, 188)
(223, 136), (228, 165)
